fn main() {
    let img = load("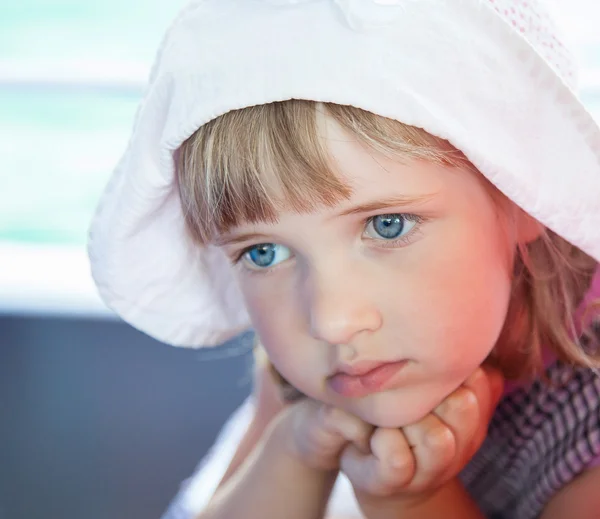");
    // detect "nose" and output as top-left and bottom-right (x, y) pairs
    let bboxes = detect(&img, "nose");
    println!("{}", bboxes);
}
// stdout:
(305, 264), (382, 346)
